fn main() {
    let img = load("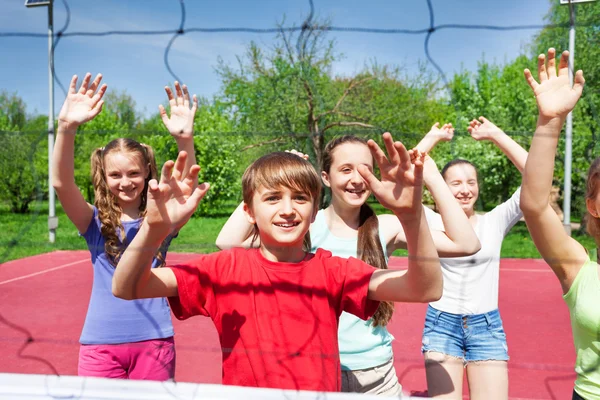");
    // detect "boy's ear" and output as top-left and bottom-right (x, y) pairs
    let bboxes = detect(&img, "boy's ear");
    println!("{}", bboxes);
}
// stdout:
(321, 171), (331, 188)
(243, 202), (256, 224)
(586, 198), (599, 219)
